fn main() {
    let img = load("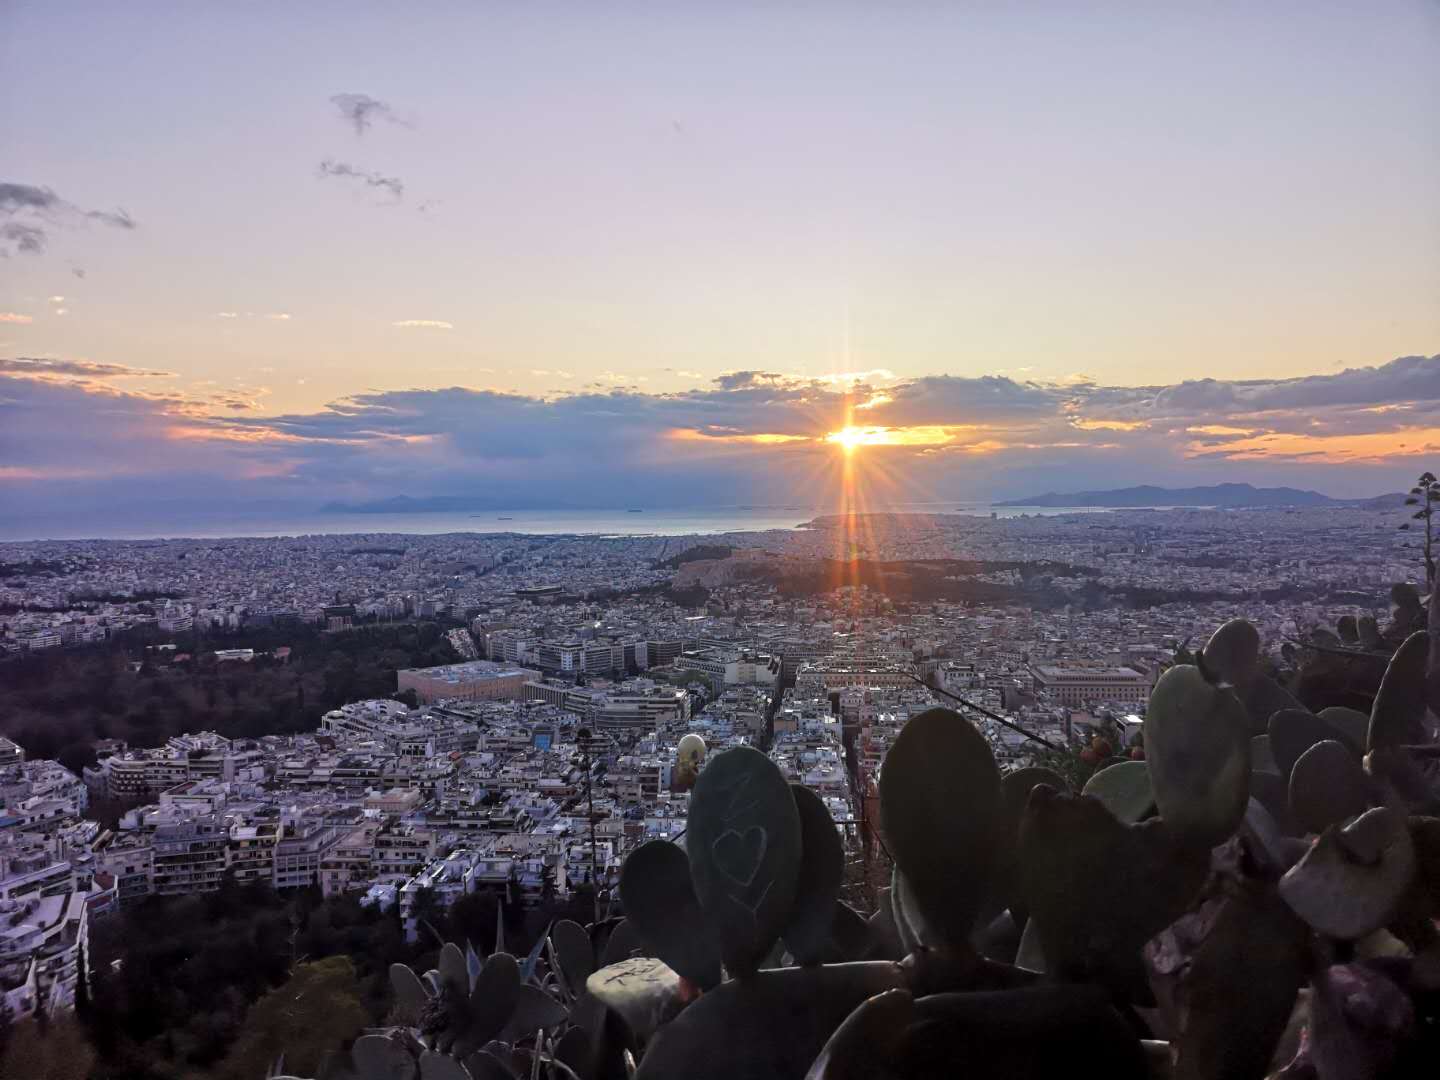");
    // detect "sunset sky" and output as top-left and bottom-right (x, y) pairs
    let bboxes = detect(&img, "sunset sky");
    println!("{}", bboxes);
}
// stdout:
(4, 3), (1439, 527)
